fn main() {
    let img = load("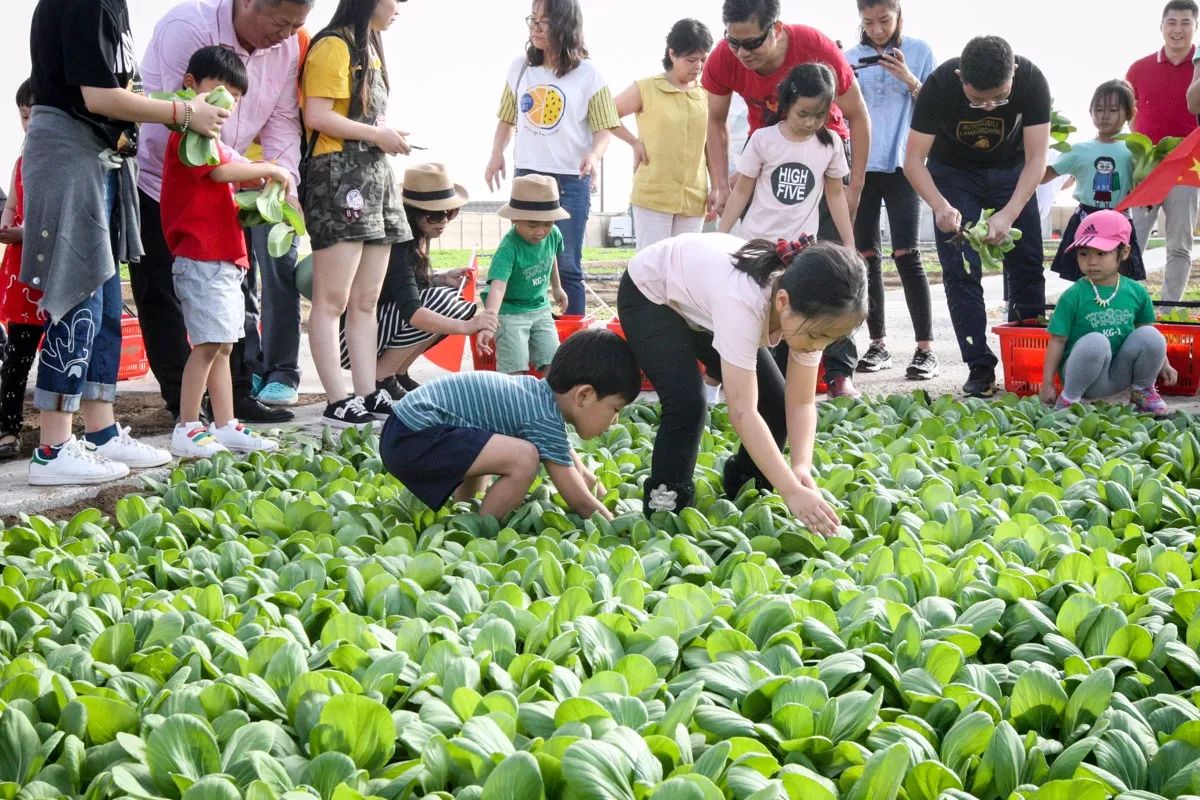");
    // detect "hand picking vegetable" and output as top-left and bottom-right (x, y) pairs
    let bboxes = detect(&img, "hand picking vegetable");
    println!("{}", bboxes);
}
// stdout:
(151, 85), (236, 167)
(953, 208), (1023, 269)
(236, 181), (307, 257)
